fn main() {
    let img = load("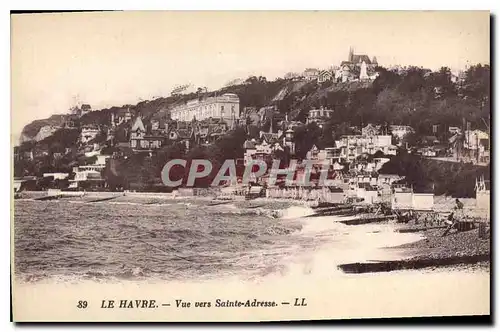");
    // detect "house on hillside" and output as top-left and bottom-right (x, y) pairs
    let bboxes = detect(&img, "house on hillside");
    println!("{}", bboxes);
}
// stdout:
(344, 47), (378, 69)
(81, 104), (92, 116)
(111, 107), (134, 127)
(362, 124), (382, 136)
(69, 103), (92, 118)
(149, 113), (170, 135)
(303, 68), (319, 81)
(192, 119), (229, 145)
(243, 124), (296, 167)
(129, 116), (165, 152)
(306, 108), (334, 127)
(243, 138), (283, 167)
(389, 125), (414, 141)
(68, 164), (106, 190)
(335, 47), (379, 82)
(80, 125), (100, 144)
(460, 130), (490, 164)
(169, 93), (240, 124)
(168, 128), (193, 150)
(318, 70), (333, 83)
(279, 112), (303, 131)
(334, 135), (396, 163)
